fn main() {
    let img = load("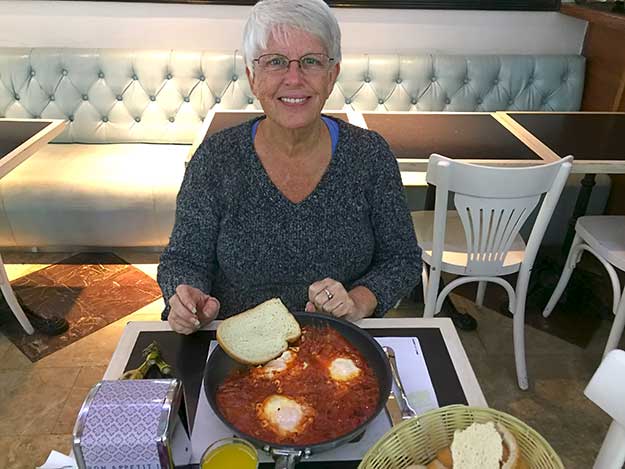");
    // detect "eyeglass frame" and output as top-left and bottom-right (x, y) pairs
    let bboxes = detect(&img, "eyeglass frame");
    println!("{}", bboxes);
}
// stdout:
(252, 53), (336, 74)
